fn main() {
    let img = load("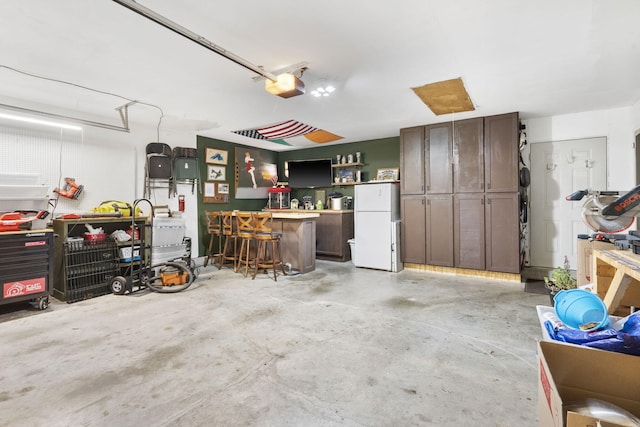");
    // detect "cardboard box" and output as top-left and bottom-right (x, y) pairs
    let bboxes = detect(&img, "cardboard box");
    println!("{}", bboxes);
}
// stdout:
(537, 340), (640, 426)
(576, 238), (615, 287)
(566, 411), (627, 427)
